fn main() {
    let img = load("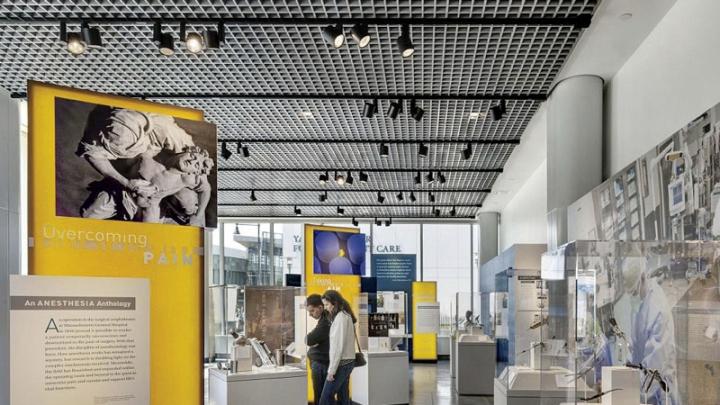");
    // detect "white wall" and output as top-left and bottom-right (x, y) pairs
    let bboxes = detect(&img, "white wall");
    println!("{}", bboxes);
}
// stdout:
(499, 160), (548, 252)
(606, 0), (720, 175)
(0, 89), (21, 405)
